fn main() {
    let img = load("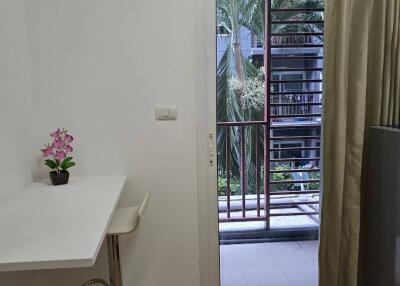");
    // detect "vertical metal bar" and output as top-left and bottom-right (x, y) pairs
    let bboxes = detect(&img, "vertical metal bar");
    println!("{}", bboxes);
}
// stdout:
(255, 126), (261, 217)
(240, 125), (246, 218)
(263, 0), (272, 230)
(107, 235), (123, 286)
(226, 127), (231, 218)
